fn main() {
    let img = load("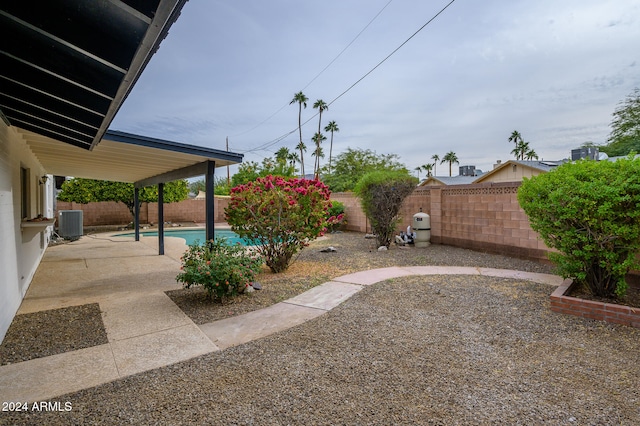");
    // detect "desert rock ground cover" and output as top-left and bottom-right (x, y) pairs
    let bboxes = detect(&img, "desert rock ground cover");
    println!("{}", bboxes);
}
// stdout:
(1, 232), (639, 425)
